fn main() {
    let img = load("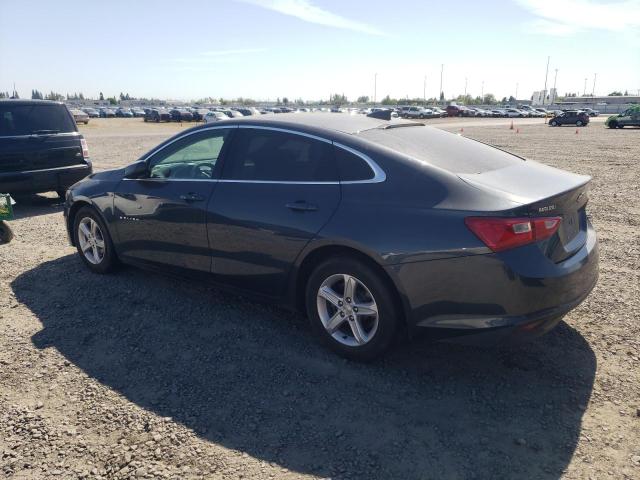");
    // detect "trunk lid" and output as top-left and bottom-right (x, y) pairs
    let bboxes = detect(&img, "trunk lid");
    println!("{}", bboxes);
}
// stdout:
(459, 161), (590, 262)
